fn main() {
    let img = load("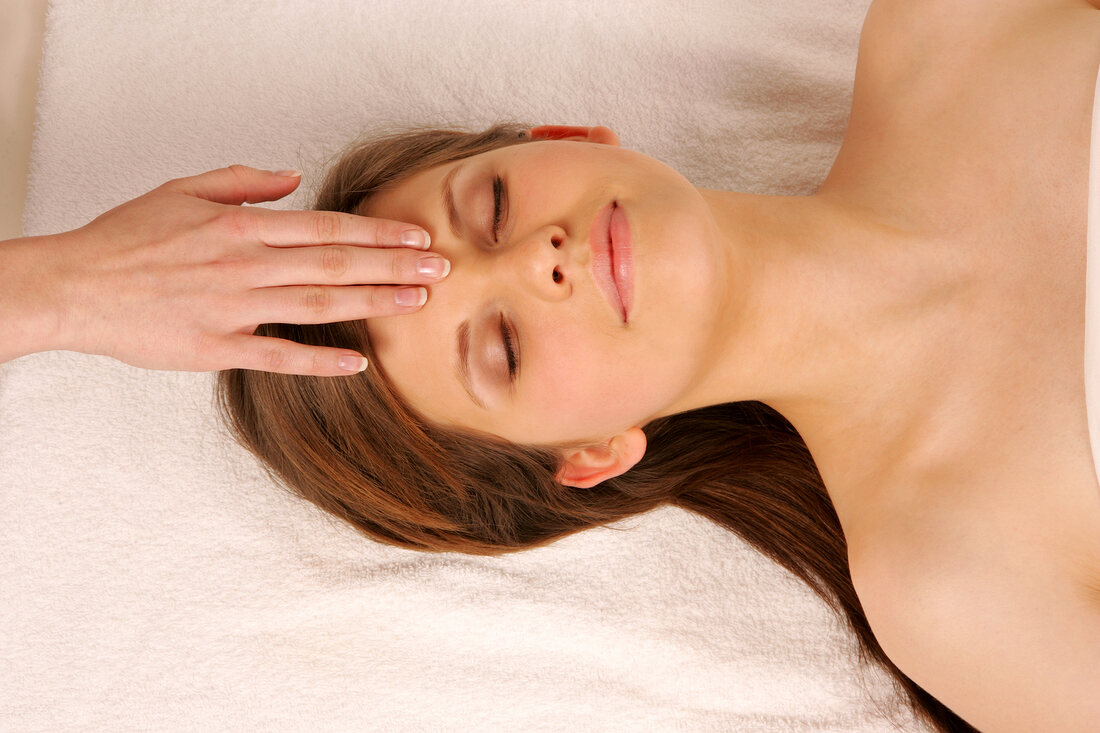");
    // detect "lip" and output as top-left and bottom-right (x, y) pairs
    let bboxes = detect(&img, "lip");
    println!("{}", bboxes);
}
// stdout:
(588, 201), (634, 323)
